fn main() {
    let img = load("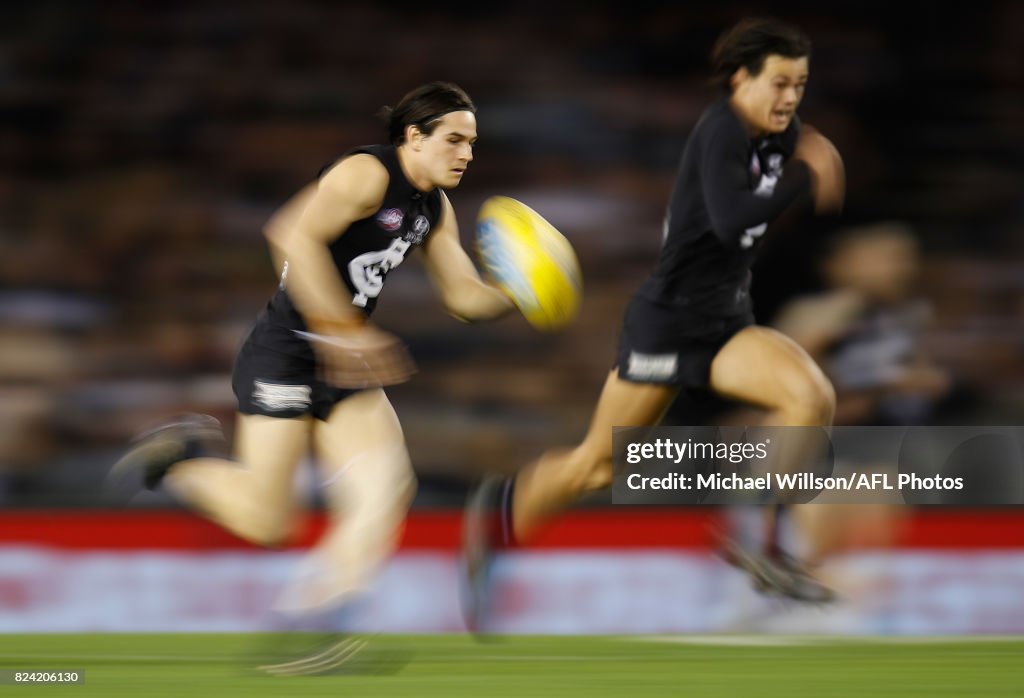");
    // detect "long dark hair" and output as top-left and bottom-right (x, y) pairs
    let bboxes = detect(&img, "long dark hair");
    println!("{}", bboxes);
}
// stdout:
(379, 82), (476, 146)
(710, 18), (811, 91)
